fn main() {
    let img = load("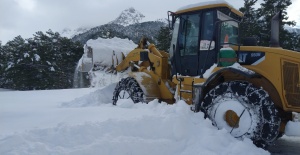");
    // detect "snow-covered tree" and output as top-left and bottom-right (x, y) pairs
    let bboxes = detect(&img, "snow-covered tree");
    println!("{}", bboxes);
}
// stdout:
(256, 0), (297, 48)
(0, 43), (5, 86)
(155, 26), (172, 52)
(0, 30), (83, 90)
(239, 0), (260, 40)
(239, 0), (299, 50)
